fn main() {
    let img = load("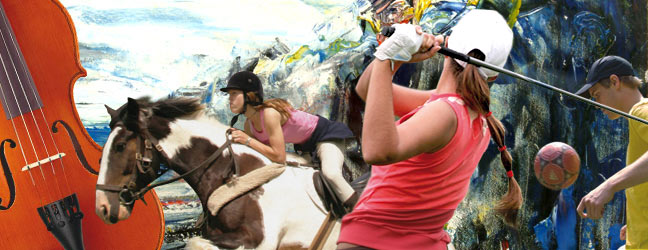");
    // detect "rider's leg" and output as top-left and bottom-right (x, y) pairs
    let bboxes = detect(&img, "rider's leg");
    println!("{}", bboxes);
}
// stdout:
(316, 140), (357, 208)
